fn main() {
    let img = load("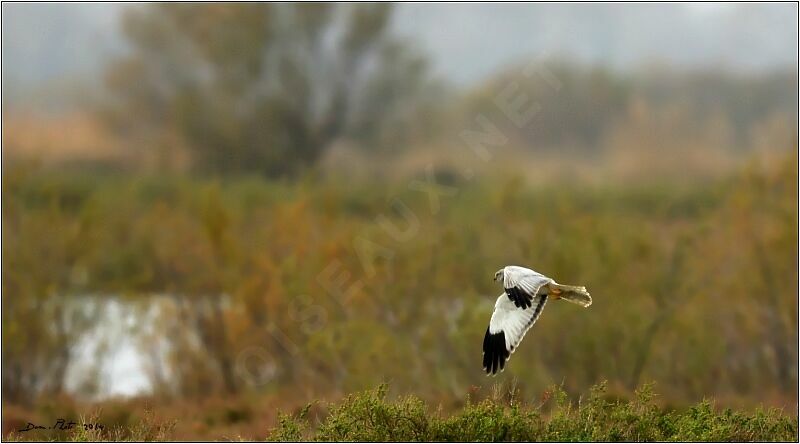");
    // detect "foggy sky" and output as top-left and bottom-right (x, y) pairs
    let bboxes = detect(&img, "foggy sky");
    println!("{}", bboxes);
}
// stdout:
(2, 3), (798, 99)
